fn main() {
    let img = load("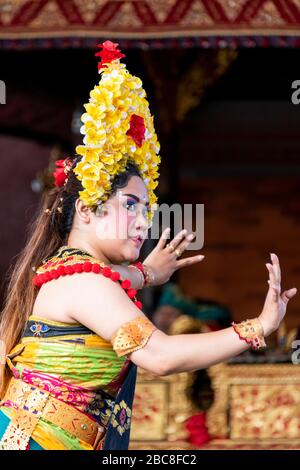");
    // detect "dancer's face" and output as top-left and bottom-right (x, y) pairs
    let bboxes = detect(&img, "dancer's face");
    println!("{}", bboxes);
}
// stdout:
(90, 175), (150, 264)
